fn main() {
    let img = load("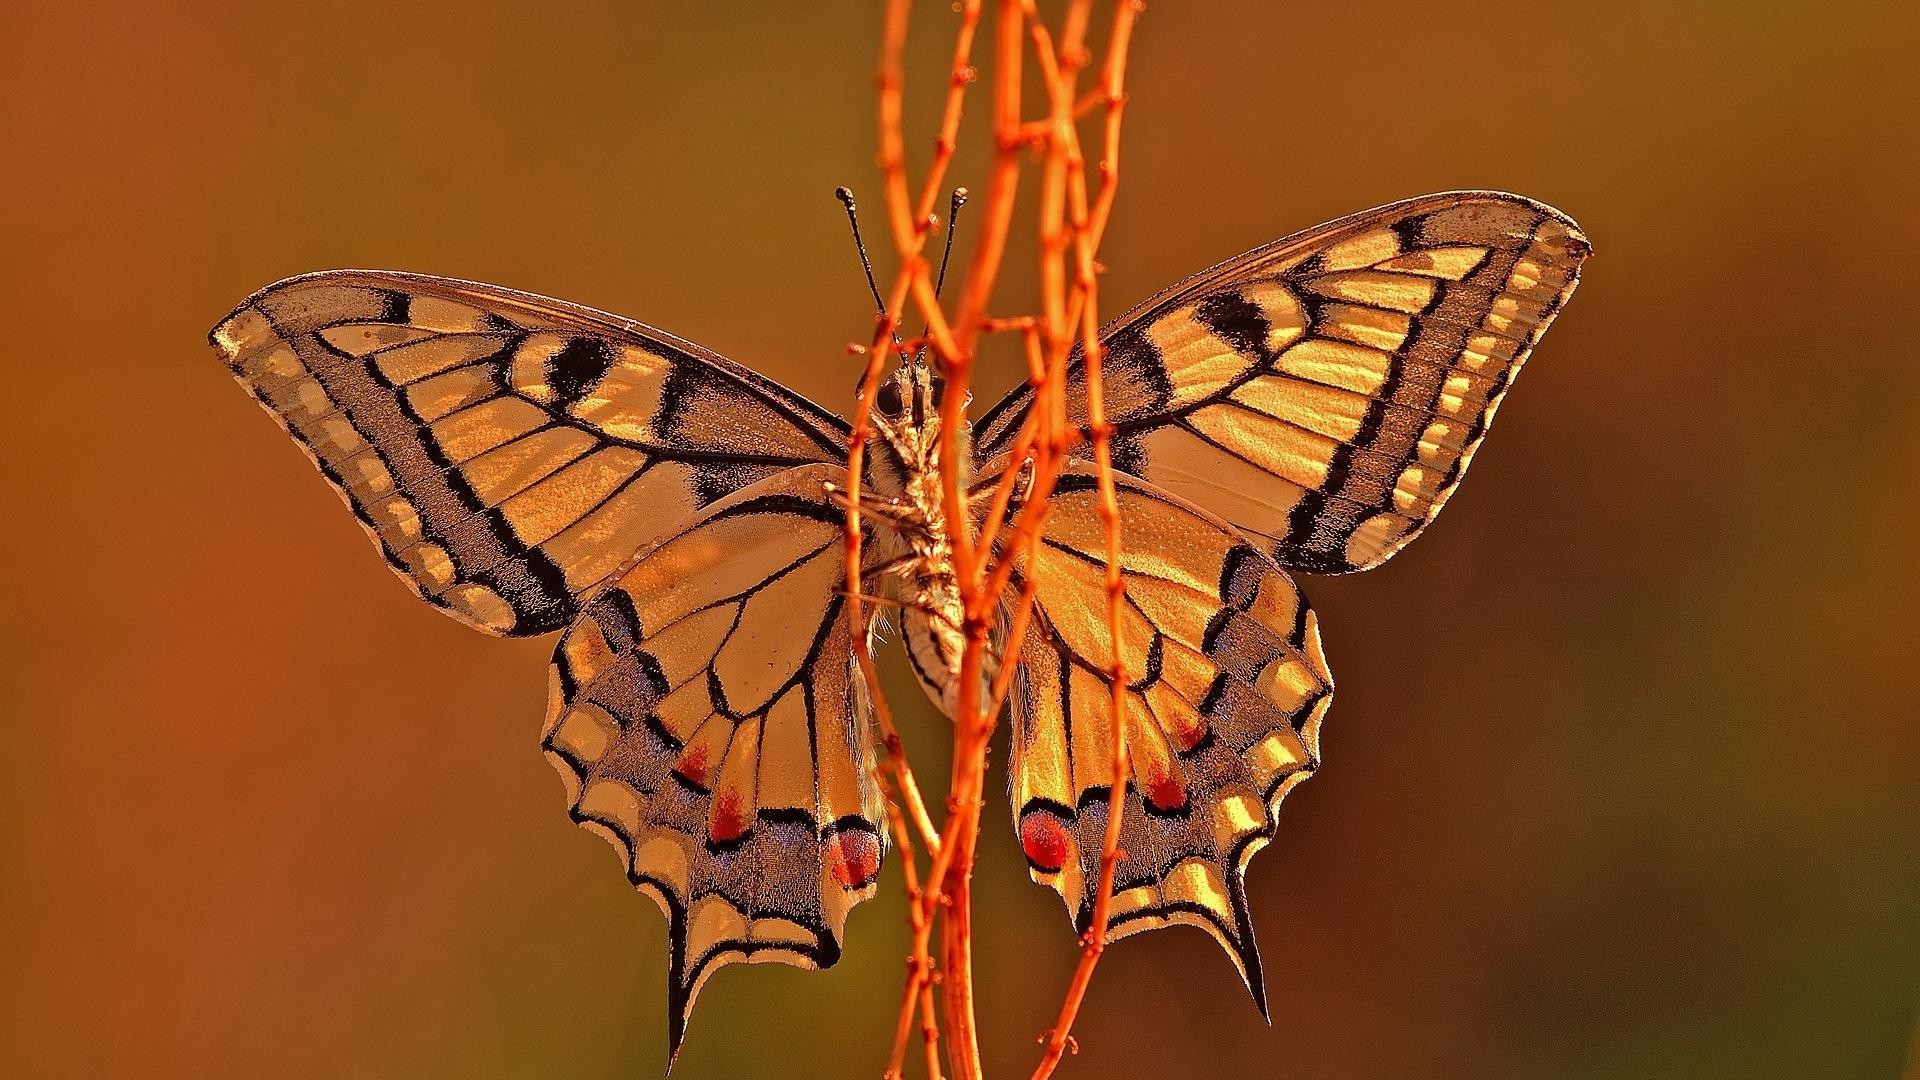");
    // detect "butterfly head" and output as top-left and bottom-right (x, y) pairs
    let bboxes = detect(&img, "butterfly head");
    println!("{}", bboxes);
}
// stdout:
(872, 350), (966, 427)
(866, 350), (973, 475)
